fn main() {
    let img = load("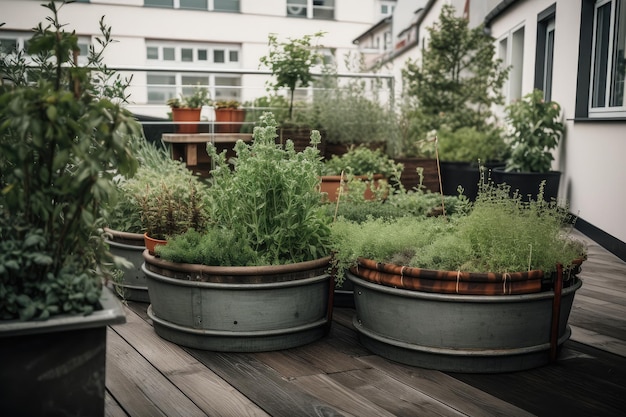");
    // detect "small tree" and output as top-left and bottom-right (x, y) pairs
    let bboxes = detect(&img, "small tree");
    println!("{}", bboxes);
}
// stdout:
(259, 31), (325, 121)
(401, 4), (508, 143)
